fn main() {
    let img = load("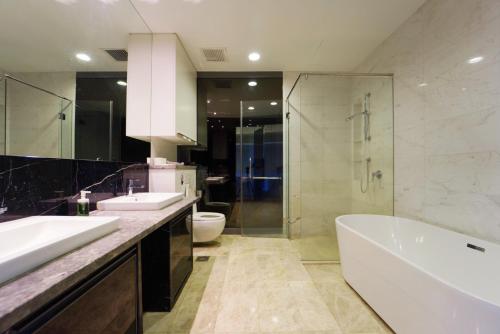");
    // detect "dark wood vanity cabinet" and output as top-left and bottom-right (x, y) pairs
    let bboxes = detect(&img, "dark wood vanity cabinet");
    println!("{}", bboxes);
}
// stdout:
(141, 208), (193, 312)
(12, 248), (140, 334)
(6, 207), (195, 334)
